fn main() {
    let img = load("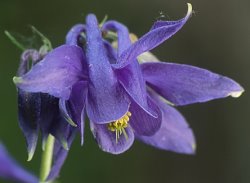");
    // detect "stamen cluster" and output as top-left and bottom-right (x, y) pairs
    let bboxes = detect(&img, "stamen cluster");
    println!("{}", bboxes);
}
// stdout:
(107, 112), (132, 143)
